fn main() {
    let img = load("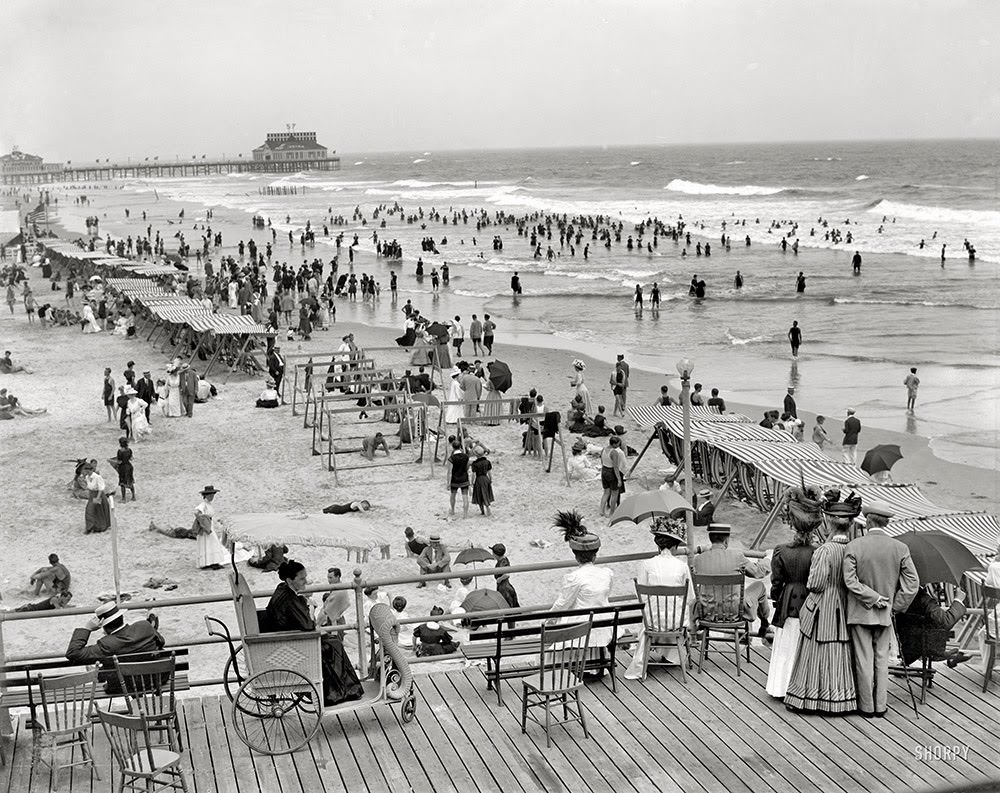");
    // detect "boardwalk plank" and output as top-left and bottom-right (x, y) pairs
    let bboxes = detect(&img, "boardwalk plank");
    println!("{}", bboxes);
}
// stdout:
(314, 714), (368, 793)
(201, 696), (249, 793)
(219, 691), (280, 793)
(425, 672), (533, 793)
(183, 698), (219, 793)
(448, 670), (589, 793)
(413, 675), (502, 793)
(362, 701), (436, 793)
(734, 646), (946, 791)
